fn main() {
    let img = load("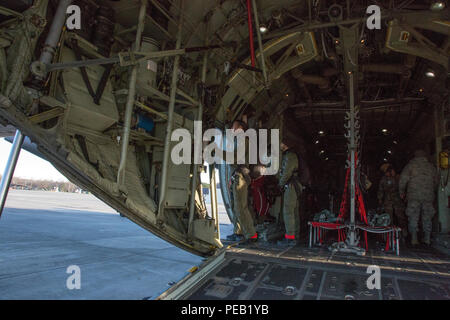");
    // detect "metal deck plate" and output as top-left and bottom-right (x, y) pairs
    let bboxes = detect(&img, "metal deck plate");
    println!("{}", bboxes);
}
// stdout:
(182, 243), (450, 300)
